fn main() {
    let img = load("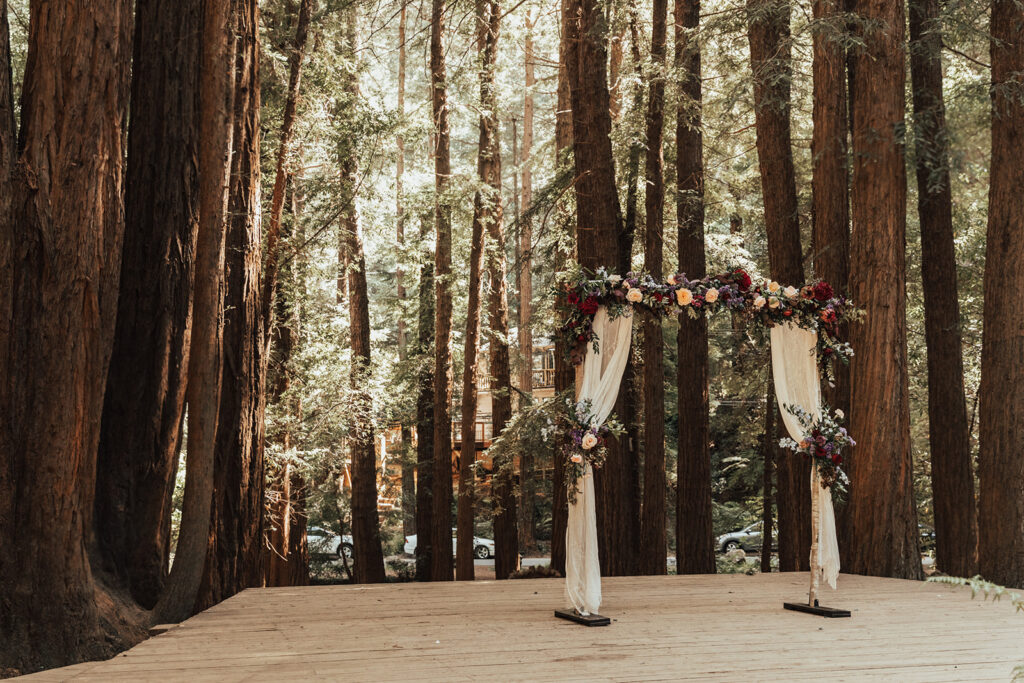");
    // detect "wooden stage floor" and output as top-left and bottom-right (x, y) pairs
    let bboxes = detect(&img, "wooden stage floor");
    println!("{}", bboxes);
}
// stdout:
(24, 572), (1023, 681)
